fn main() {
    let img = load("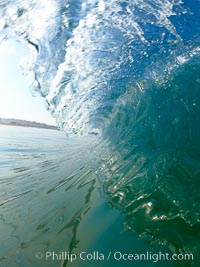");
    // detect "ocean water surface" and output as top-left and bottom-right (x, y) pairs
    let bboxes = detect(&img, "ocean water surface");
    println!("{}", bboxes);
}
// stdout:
(0, 125), (174, 267)
(0, 0), (200, 266)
